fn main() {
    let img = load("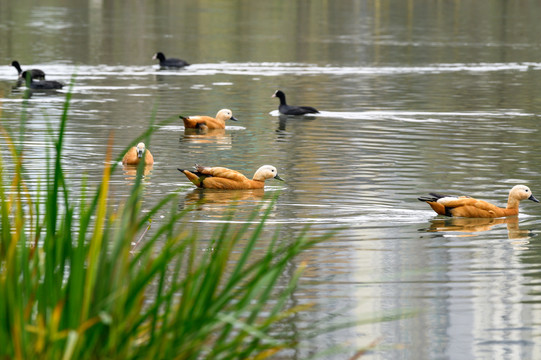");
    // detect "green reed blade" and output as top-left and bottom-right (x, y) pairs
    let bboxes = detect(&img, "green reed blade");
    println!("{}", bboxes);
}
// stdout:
(0, 84), (350, 360)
